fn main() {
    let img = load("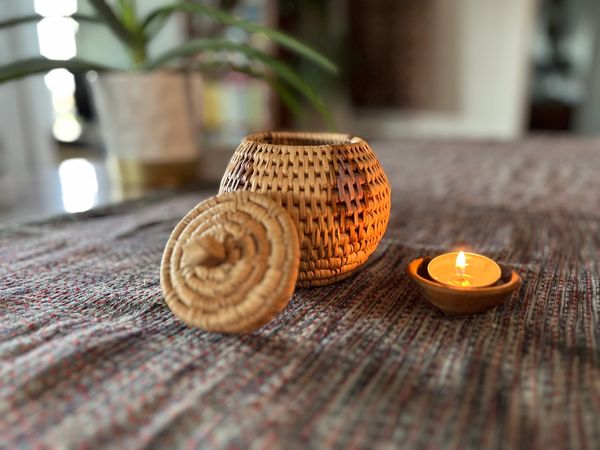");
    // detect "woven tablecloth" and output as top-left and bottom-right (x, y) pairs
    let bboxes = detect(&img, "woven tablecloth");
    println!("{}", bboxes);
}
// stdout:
(1, 138), (599, 449)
